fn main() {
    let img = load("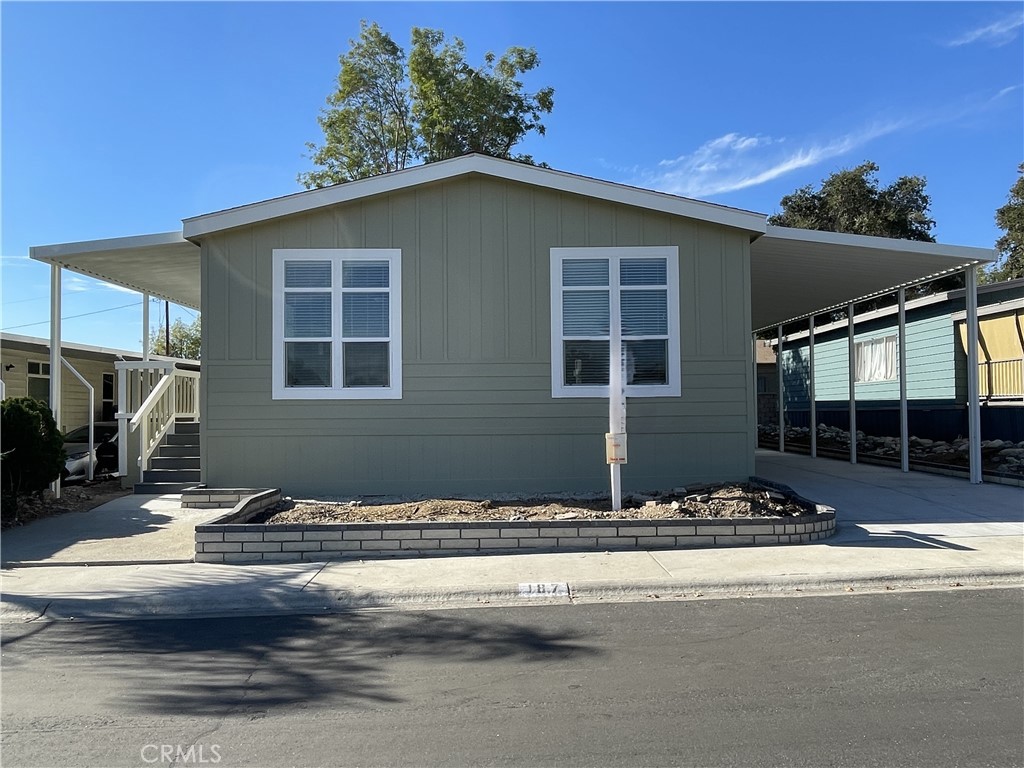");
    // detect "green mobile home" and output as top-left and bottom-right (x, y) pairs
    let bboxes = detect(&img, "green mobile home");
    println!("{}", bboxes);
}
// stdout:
(185, 158), (764, 495)
(30, 154), (996, 494)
